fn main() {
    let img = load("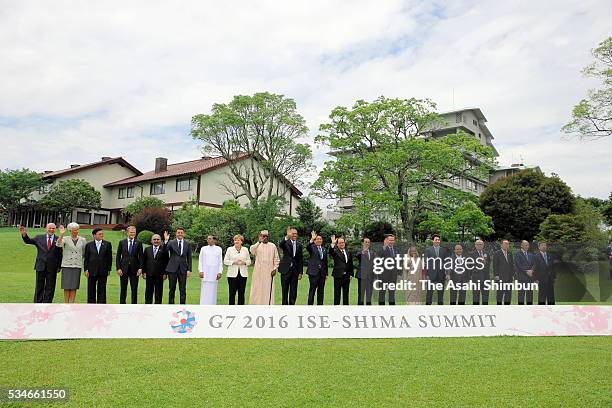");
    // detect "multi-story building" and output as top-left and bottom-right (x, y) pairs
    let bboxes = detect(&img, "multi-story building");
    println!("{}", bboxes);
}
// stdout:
(12, 155), (302, 228)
